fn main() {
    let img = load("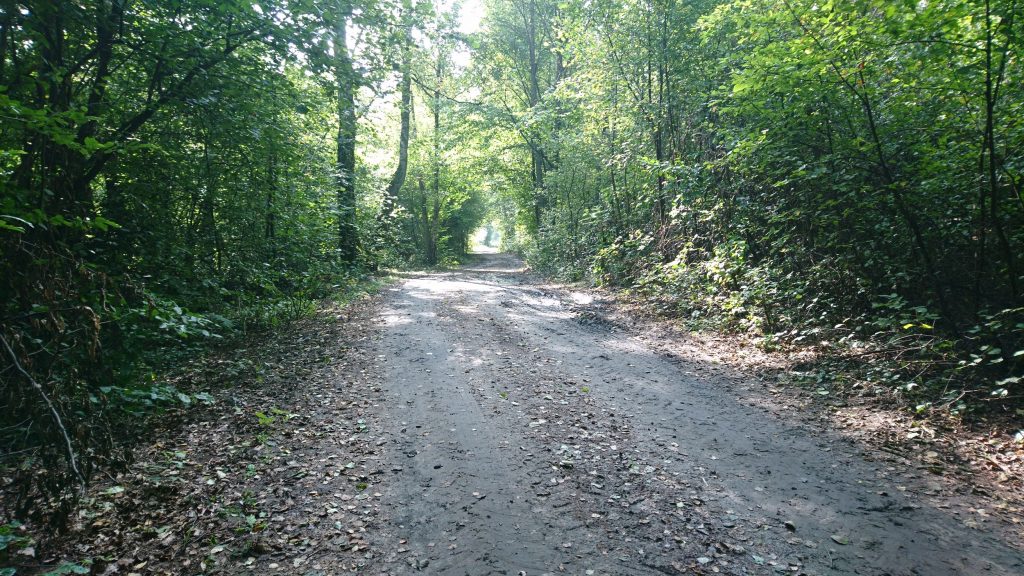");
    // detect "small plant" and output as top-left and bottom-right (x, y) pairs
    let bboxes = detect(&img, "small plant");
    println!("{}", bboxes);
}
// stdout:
(40, 562), (91, 576)
(254, 411), (277, 427)
(238, 514), (267, 534)
(254, 406), (295, 428)
(0, 522), (33, 566)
